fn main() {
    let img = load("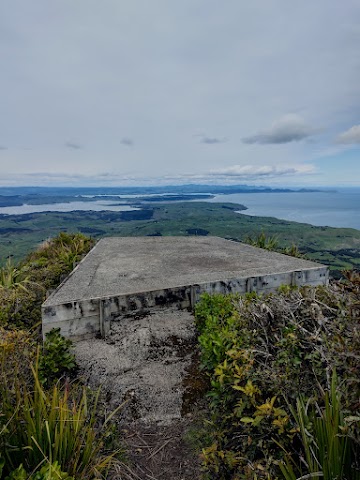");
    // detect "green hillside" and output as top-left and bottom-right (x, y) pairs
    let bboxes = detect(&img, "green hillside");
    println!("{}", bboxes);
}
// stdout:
(1, 202), (360, 276)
